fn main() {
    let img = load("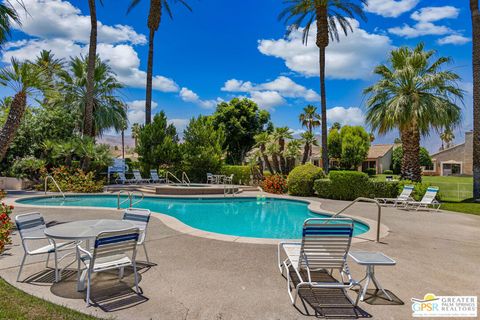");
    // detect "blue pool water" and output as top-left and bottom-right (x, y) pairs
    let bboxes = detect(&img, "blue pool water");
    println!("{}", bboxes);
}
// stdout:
(17, 196), (369, 239)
